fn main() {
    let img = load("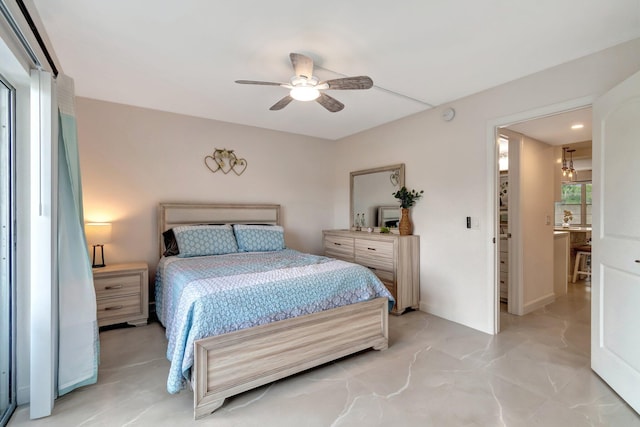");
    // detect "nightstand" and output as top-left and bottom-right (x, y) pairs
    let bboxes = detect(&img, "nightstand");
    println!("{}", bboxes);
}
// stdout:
(92, 262), (149, 327)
